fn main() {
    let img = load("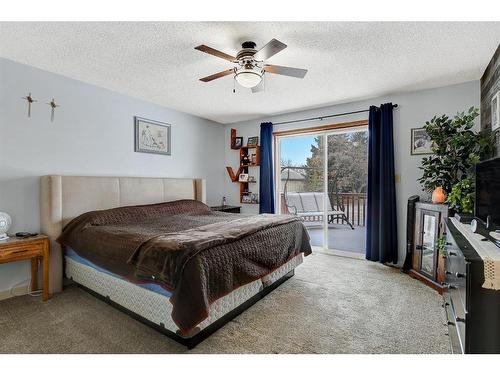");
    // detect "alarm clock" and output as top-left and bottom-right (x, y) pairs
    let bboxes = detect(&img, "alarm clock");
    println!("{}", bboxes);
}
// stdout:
(0, 212), (12, 240)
